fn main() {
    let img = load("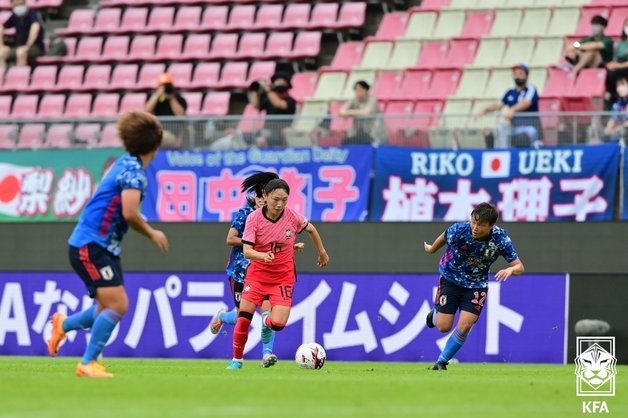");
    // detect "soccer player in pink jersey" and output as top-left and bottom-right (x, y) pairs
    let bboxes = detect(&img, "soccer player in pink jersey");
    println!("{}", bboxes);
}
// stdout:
(226, 178), (329, 369)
